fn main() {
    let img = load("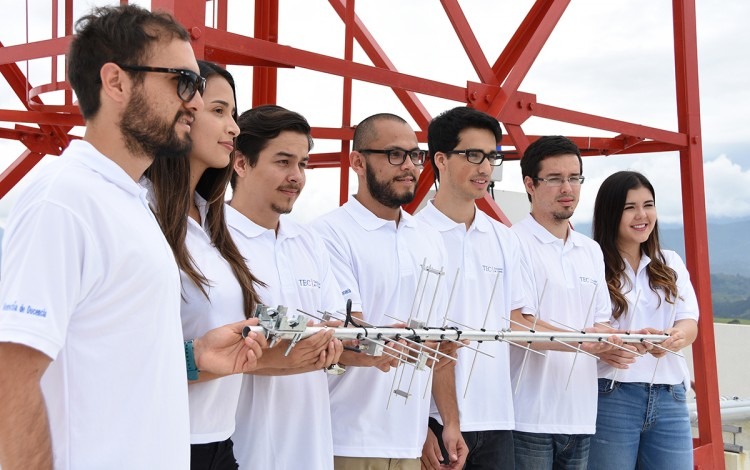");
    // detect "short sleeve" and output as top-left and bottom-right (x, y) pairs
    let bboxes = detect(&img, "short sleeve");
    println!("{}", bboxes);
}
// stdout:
(666, 251), (699, 323)
(310, 218), (364, 313)
(0, 201), (96, 359)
